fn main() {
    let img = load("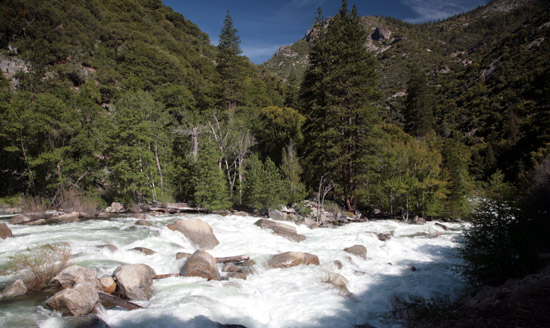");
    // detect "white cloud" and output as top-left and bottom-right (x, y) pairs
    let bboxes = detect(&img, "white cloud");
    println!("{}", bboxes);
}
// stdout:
(402, 0), (481, 23)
